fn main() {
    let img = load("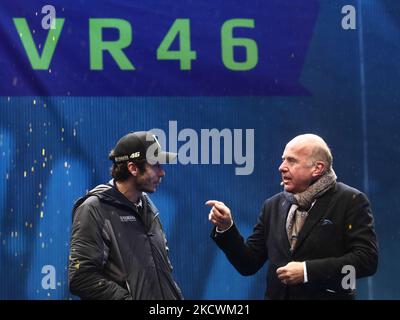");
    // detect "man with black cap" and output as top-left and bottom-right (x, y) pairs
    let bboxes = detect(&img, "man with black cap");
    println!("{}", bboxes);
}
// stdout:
(69, 131), (183, 300)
